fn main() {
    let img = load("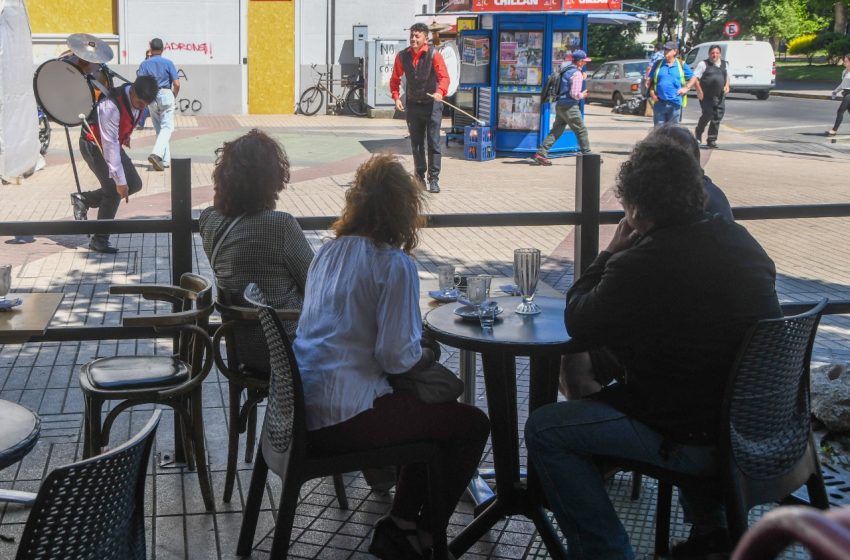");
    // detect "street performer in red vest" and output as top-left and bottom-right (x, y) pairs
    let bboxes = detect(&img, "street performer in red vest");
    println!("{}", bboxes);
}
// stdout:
(71, 75), (158, 253)
(390, 22), (449, 194)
